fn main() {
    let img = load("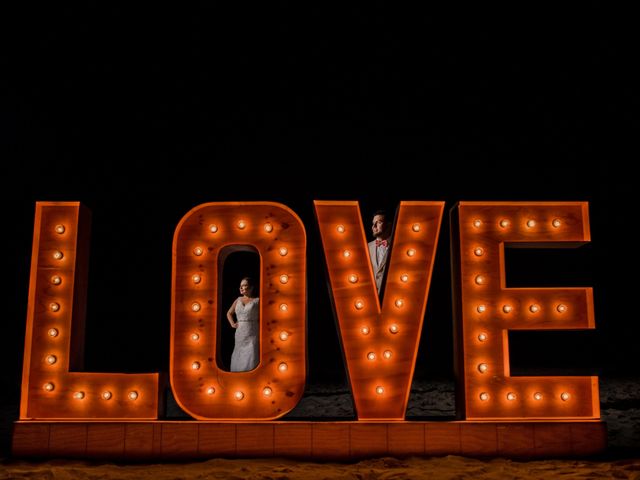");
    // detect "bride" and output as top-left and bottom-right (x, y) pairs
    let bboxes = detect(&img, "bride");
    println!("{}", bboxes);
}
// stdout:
(226, 277), (259, 372)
